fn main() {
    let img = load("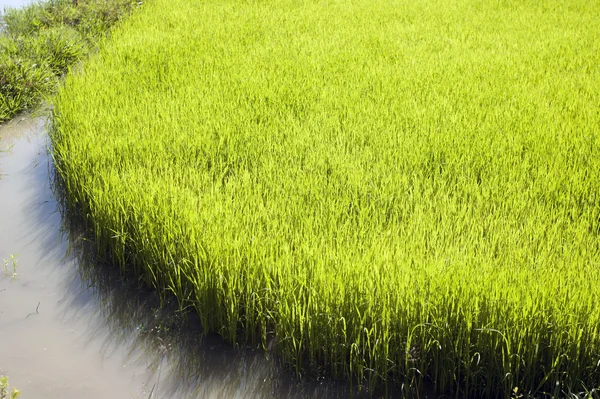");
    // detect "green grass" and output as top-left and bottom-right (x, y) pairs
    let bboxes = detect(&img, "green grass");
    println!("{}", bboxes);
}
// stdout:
(51, 0), (600, 397)
(0, 376), (20, 399)
(0, 0), (141, 122)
